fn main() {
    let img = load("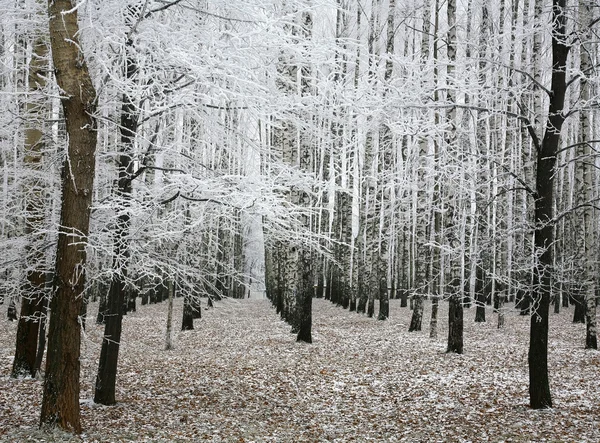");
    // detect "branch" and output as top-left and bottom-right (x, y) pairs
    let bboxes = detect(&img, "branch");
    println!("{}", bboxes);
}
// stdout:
(179, 194), (233, 207)
(126, 165), (187, 185)
(126, 1), (150, 41)
(482, 59), (552, 96)
(203, 103), (249, 110)
(159, 1), (259, 23)
(553, 200), (600, 225)
(159, 190), (180, 205)
(145, 0), (186, 17)
(556, 139), (600, 156)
